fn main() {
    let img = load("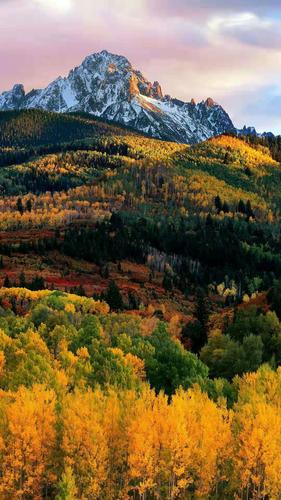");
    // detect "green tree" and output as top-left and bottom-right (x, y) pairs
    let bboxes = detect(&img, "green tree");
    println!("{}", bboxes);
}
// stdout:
(105, 281), (123, 310)
(200, 331), (263, 380)
(237, 199), (246, 214)
(72, 315), (102, 352)
(16, 197), (24, 215)
(76, 284), (86, 297)
(246, 200), (254, 219)
(145, 322), (209, 396)
(19, 272), (26, 288)
(30, 276), (45, 291)
(222, 201), (230, 213)
(3, 275), (11, 288)
(26, 199), (32, 212)
(88, 338), (136, 389)
(268, 282), (281, 320)
(56, 466), (77, 500)
(214, 195), (222, 213)
(188, 288), (209, 354)
(227, 307), (281, 362)
(163, 270), (173, 291)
